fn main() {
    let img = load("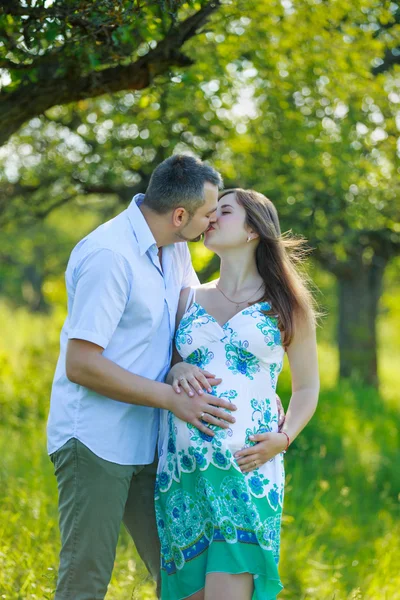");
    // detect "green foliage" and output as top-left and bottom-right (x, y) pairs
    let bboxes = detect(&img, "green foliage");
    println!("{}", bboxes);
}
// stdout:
(0, 66), (237, 224)
(1, 0), (399, 265)
(203, 0), (400, 269)
(0, 202), (103, 309)
(0, 301), (62, 425)
(0, 0), (224, 145)
(1, 0), (193, 81)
